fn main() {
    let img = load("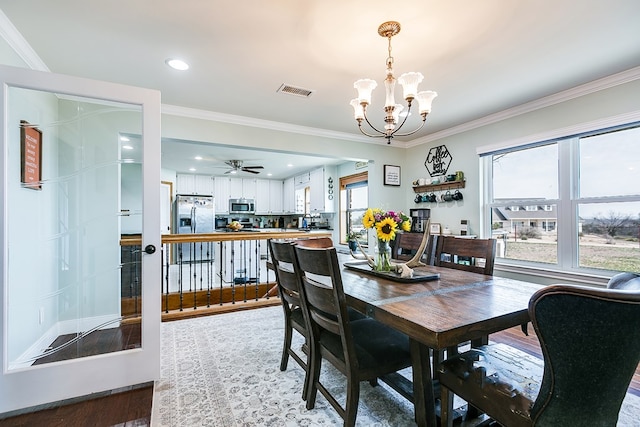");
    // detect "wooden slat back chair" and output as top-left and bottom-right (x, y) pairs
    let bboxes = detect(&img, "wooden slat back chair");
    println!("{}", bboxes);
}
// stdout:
(264, 237), (336, 298)
(435, 236), (497, 352)
(434, 236), (496, 275)
(292, 245), (414, 427)
(438, 284), (640, 427)
(268, 239), (311, 400)
(294, 236), (335, 248)
(391, 232), (438, 265)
